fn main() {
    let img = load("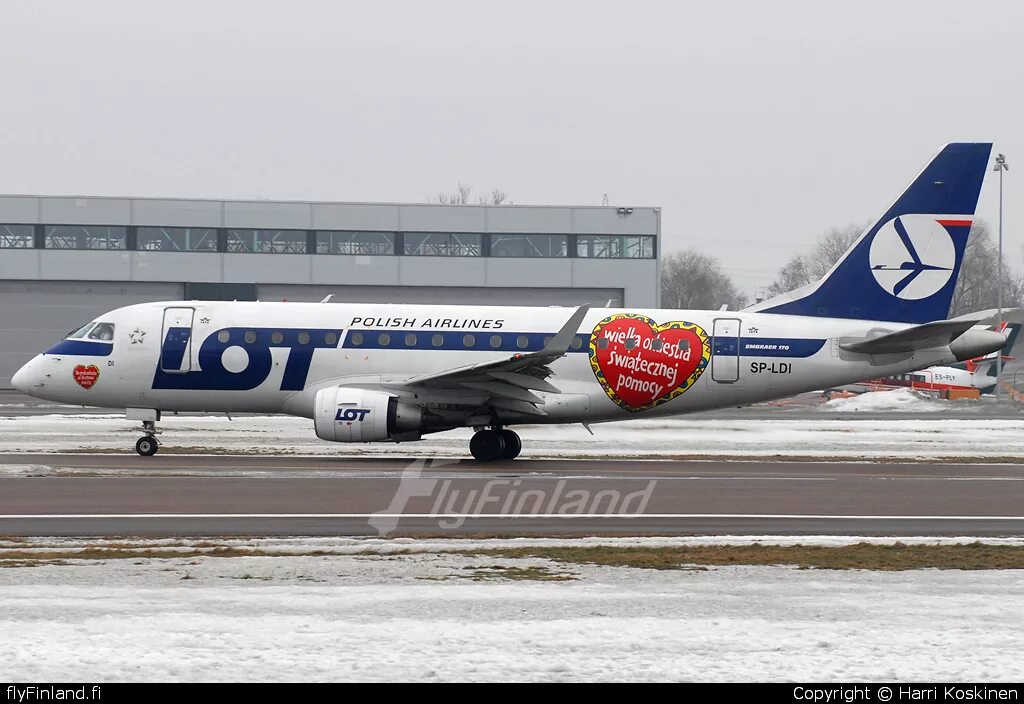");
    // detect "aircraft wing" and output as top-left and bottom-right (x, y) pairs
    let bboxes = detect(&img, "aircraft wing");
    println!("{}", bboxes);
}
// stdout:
(390, 304), (592, 416)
